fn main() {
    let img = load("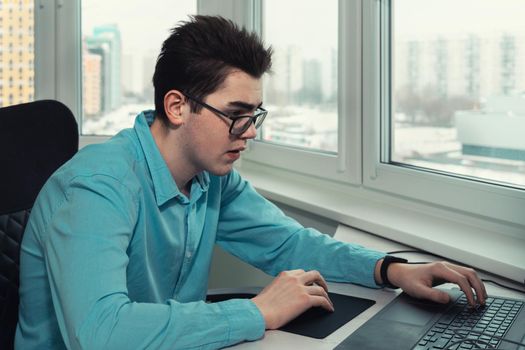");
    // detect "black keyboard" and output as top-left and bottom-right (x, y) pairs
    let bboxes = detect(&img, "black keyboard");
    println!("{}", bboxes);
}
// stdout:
(413, 295), (523, 350)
